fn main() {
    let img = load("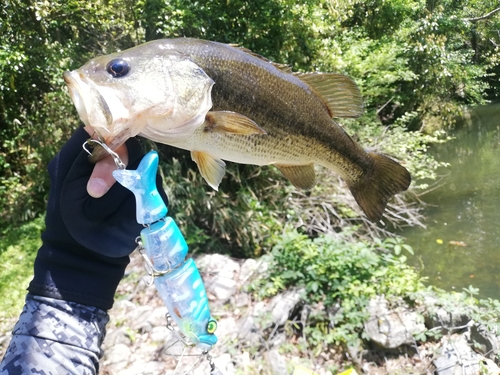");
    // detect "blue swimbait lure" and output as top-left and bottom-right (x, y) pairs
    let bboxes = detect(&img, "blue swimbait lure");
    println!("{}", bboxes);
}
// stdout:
(113, 150), (218, 350)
